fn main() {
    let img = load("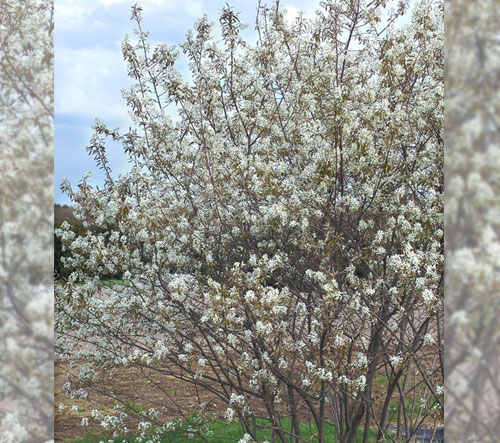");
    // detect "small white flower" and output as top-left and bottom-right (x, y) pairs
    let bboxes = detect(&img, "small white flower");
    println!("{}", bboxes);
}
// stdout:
(421, 288), (435, 304)
(389, 354), (402, 367)
(423, 333), (435, 345)
(356, 375), (367, 391)
(225, 407), (235, 423)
